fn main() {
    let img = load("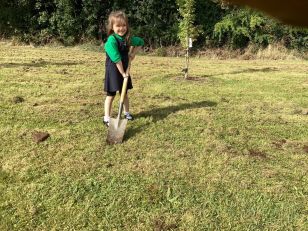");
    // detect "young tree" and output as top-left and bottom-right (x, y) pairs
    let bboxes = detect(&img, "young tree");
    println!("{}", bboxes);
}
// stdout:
(177, 0), (201, 79)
